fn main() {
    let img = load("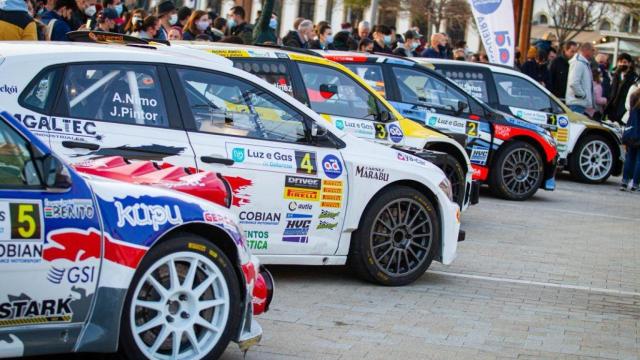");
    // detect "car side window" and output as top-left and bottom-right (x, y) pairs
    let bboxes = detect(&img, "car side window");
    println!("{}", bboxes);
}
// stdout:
(61, 64), (169, 127)
(175, 68), (308, 143)
(343, 64), (386, 96)
(494, 73), (553, 112)
(0, 119), (41, 188)
(233, 60), (295, 97)
(20, 67), (62, 112)
(392, 67), (470, 113)
(297, 62), (382, 121)
(438, 68), (490, 103)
